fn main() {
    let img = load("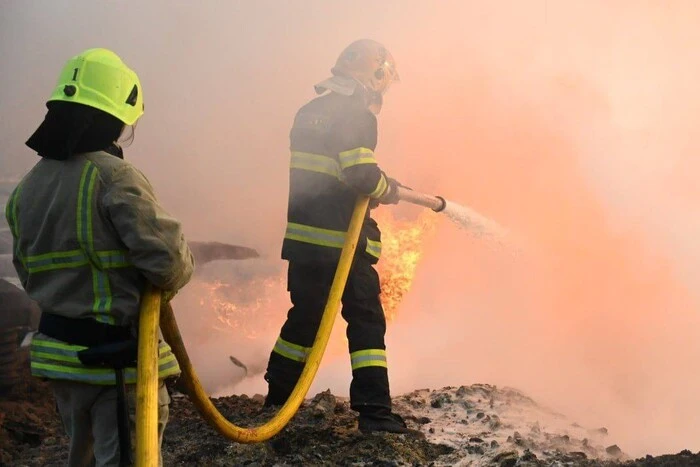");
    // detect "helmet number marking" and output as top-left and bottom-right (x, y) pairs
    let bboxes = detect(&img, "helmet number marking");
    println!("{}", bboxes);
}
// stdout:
(72, 68), (79, 81)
